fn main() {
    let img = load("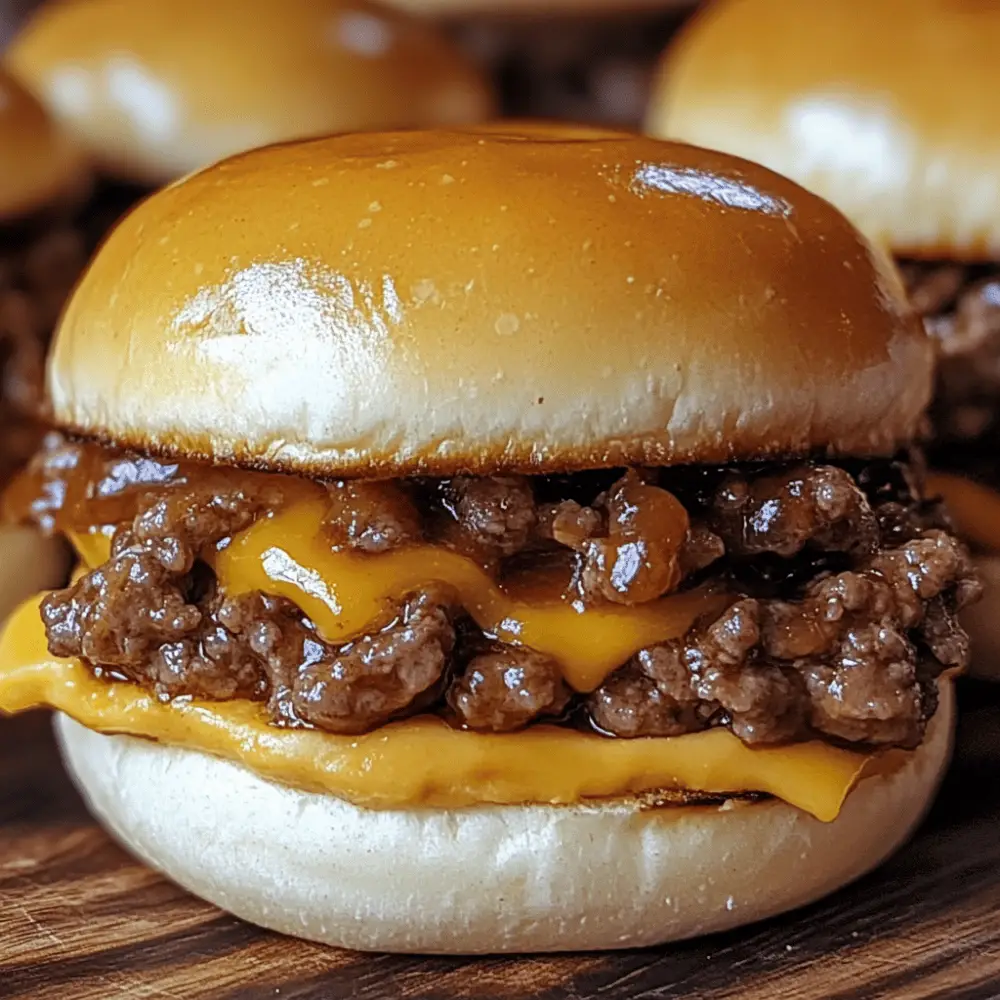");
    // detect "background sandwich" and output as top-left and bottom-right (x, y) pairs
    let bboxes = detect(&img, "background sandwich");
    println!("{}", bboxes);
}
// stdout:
(647, 0), (1000, 674)
(4, 0), (495, 231)
(0, 67), (88, 620)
